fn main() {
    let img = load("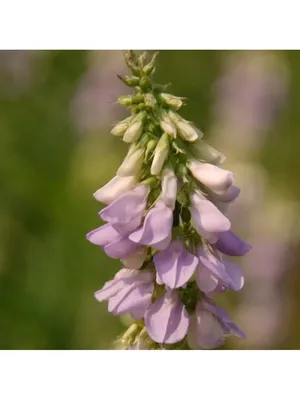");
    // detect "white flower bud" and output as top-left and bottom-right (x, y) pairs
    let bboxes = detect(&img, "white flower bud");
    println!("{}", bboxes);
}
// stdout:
(168, 111), (202, 142)
(159, 93), (186, 110)
(188, 160), (234, 193)
(123, 120), (143, 143)
(93, 175), (137, 204)
(144, 93), (157, 108)
(159, 110), (177, 138)
(111, 116), (133, 137)
(161, 168), (177, 210)
(121, 247), (147, 270)
(123, 112), (146, 143)
(117, 146), (145, 177)
(176, 120), (201, 142)
(150, 133), (170, 176)
(193, 140), (226, 165)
